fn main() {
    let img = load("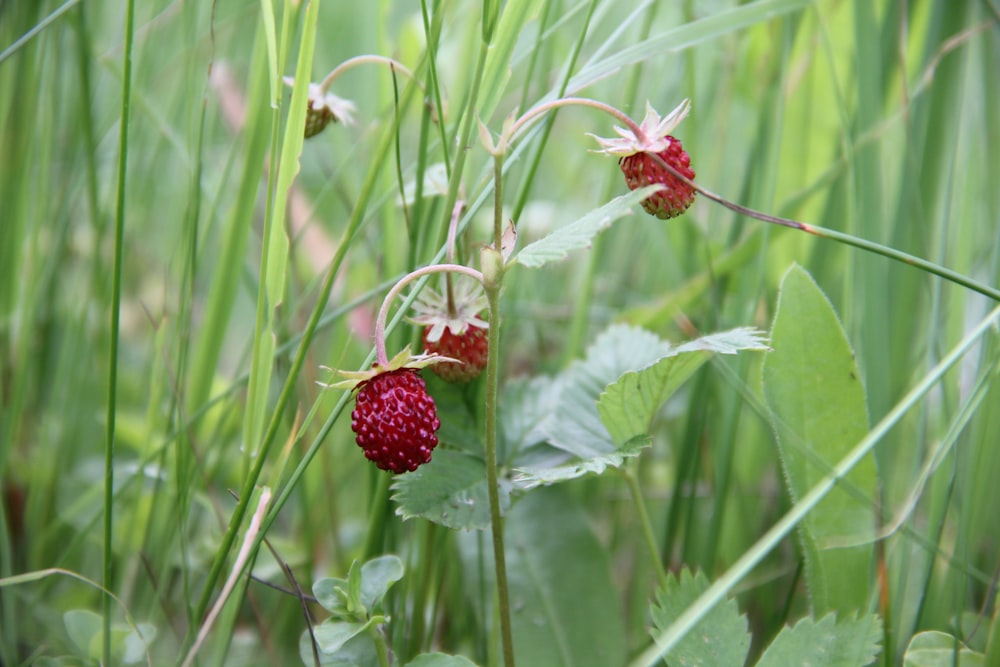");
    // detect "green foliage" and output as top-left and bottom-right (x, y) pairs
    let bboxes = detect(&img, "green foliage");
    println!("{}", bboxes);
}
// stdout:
(63, 609), (156, 665)
(756, 613), (882, 667)
(599, 327), (769, 447)
(3, 0), (998, 665)
(395, 324), (764, 518)
(391, 450), (511, 530)
(903, 631), (987, 667)
(762, 265), (878, 615)
(514, 186), (664, 268)
(460, 487), (627, 667)
(303, 555), (404, 666)
(649, 570), (751, 667)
